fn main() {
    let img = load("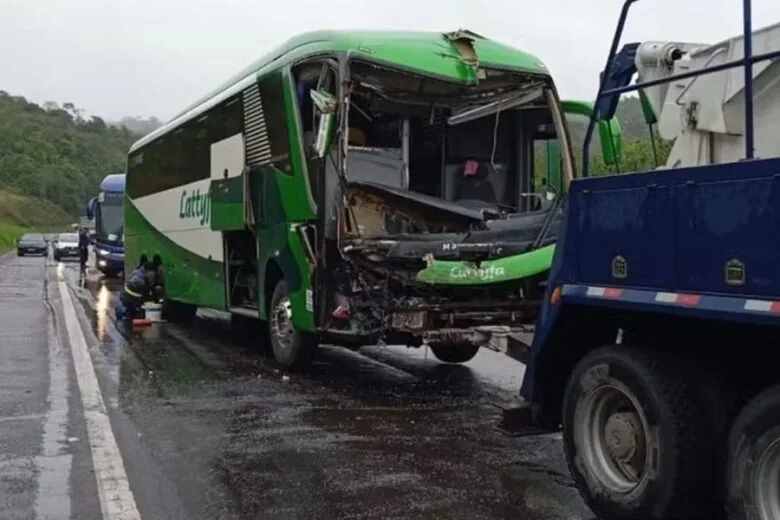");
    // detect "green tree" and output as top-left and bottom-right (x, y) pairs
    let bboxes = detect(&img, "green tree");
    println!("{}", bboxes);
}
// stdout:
(0, 91), (141, 217)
